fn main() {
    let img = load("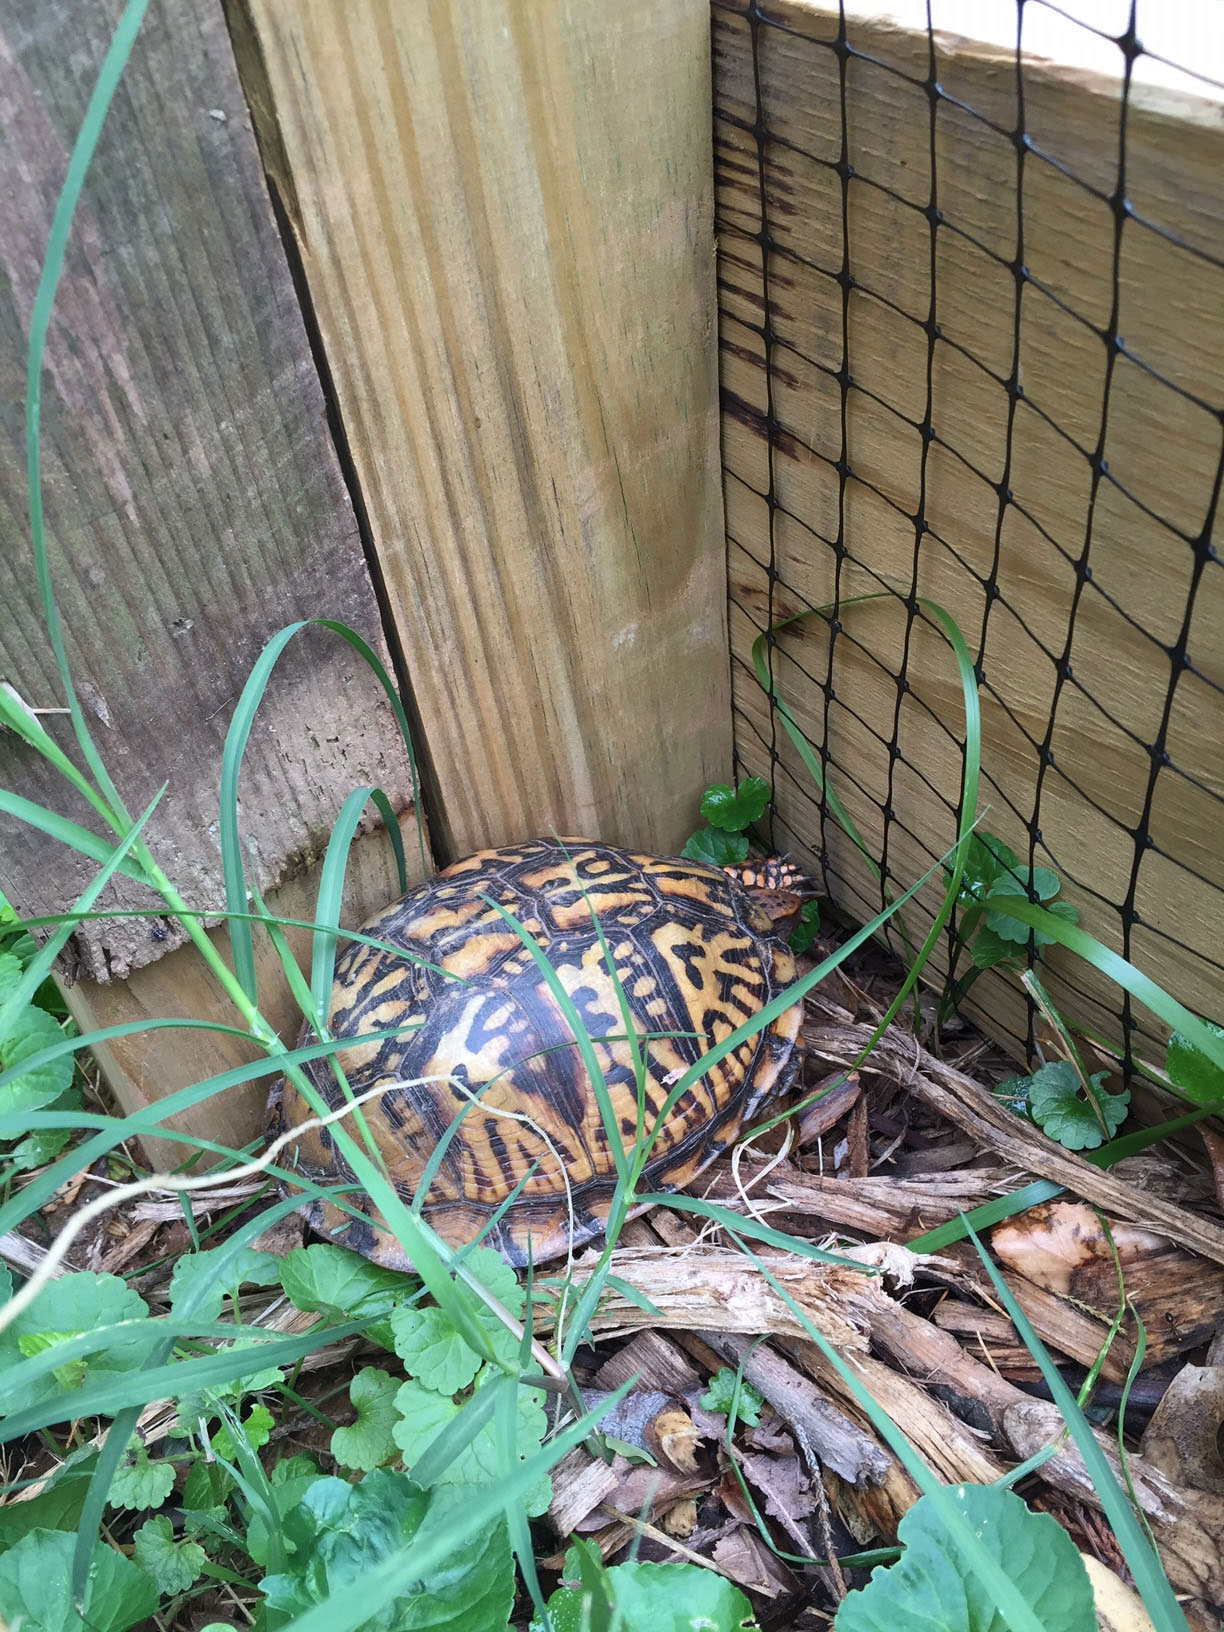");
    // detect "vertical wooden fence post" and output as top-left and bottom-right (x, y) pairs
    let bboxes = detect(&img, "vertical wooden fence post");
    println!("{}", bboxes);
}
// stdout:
(231, 0), (731, 858)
